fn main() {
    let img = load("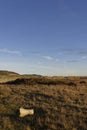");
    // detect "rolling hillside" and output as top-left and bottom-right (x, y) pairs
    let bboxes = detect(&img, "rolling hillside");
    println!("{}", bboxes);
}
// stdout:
(0, 71), (87, 130)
